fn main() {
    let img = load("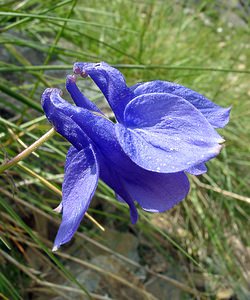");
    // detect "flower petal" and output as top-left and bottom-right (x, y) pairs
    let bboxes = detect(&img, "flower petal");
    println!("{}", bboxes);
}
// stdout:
(115, 193), (126, 203)
(42, 88), (130, 168)
(186, 163), (207, 175)
(53, 146), (77, 216)
(116, 93), (224, 173)
(73, 62), (134, 123)
(42, 88), (114, 154)
(41, 88), (91, 150)
(64, 146), (78, 172)
(53, 144), (99, 250)
(132, 80), (231, 128)
(66, 75), (102, 113)
(129, 82), (143, 92)
(122, 170), (190, 212)
(97, 152), (138, 223)
(99, 146), (189, 213)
